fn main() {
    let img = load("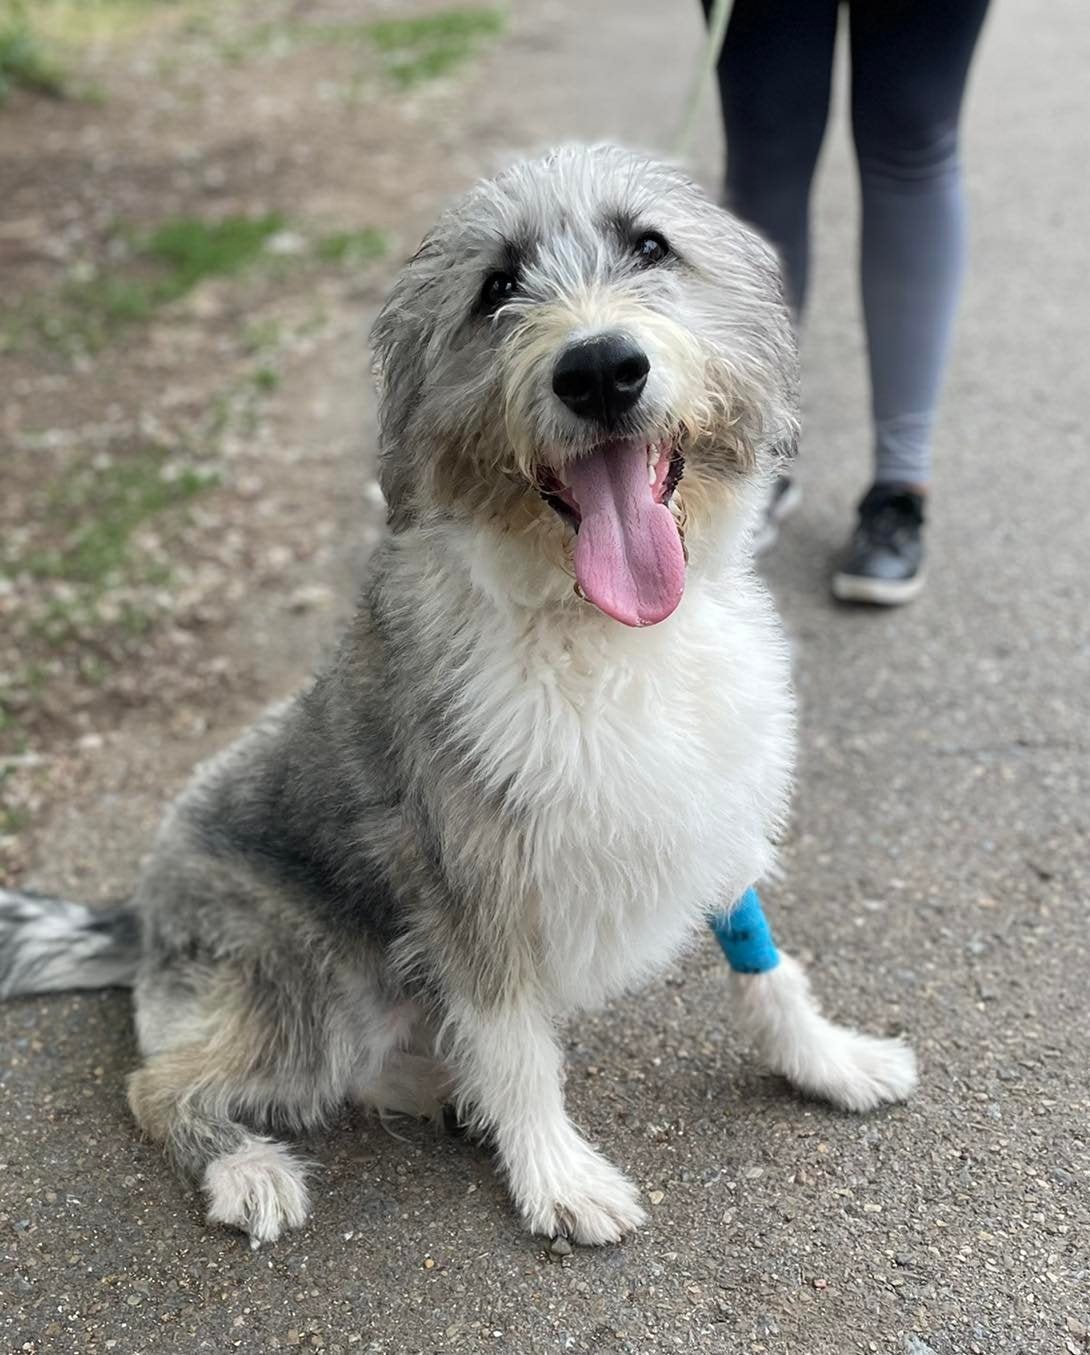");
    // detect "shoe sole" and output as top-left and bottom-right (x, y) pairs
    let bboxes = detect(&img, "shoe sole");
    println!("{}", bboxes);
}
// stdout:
(754, 481), (803, 556)
(831, 571), (926, 606)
